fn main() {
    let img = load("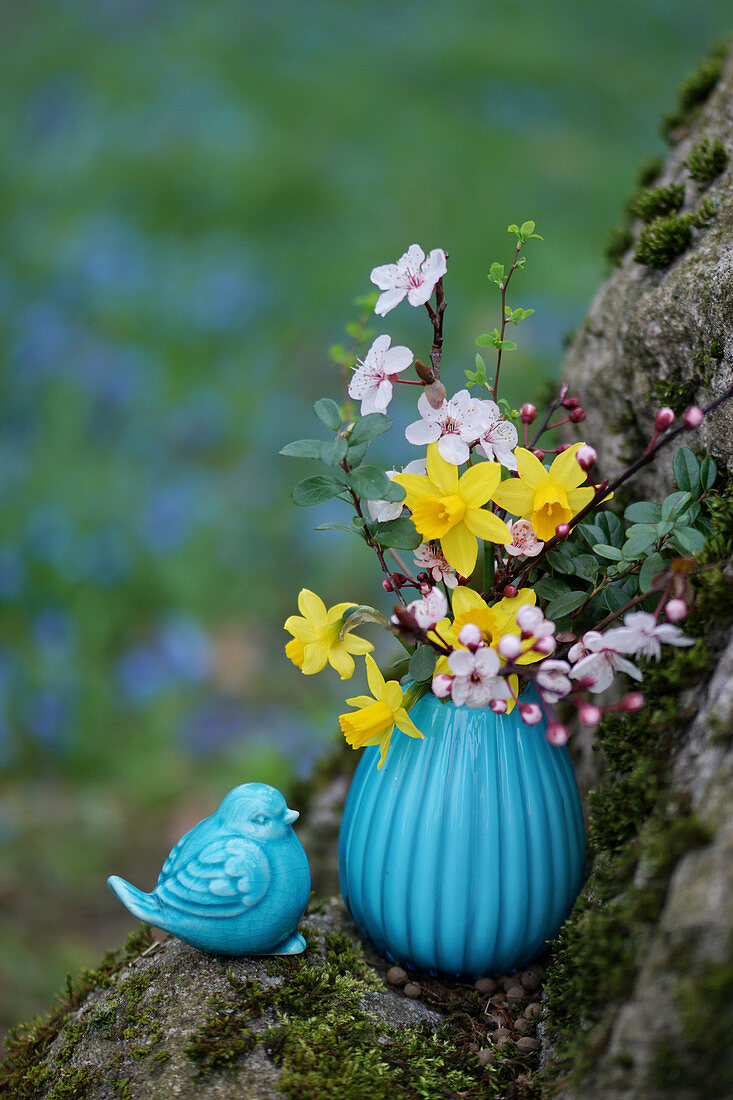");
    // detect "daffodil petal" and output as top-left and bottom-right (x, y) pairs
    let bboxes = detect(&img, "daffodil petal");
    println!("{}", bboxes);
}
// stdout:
(392, 473), (434, 504)
(382, 681), (403, 710)
(329, 647), (355, 680)
(465, 507), (512, 544)
(300, 643), (328, 675)
(491, 479), (534, 517)
(426, 443), (459, 494)
(365, 653), (386, 697)
(343, 633), (374, 656)
(515, 448), (549, 489)
(458, 461), (501, 507)
(394, 708), (425, 739)
(344, 695), (377, 708)
(297, 588), (326, 621)
(329, 602), (358, 620)
(549, 442), (588, 489)
(441, 523), (477, 576)
(567, 486), (597, 514)
(505, 675), (519, 713)
(452, 586), (487, 615)
(377, 731), (393, 769)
